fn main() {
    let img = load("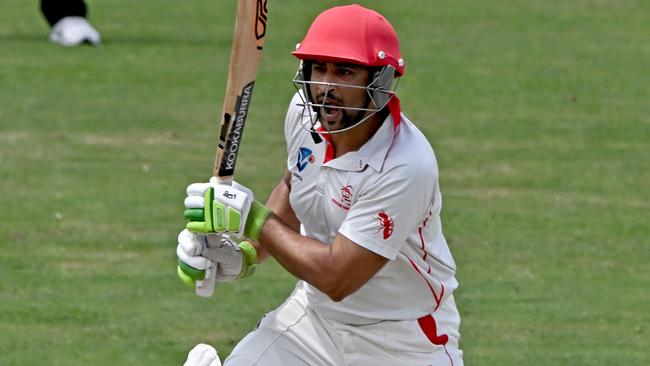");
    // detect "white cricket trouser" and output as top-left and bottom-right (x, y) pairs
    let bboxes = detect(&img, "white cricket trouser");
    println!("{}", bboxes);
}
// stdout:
(225, 289), (463, 366)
